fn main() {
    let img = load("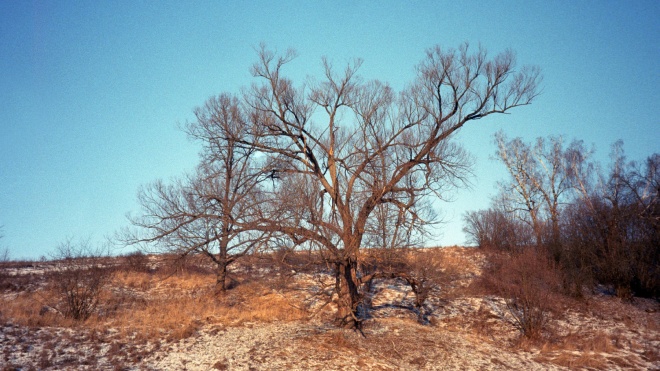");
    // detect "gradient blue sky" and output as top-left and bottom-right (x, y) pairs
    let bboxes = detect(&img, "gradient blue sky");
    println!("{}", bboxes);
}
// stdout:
(1, 1), (658, 259)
